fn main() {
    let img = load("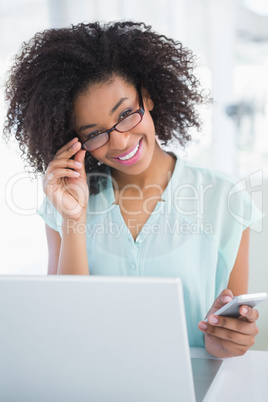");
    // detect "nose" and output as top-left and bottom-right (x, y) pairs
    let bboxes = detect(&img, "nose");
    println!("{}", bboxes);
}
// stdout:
(109, 130), (131, 150)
